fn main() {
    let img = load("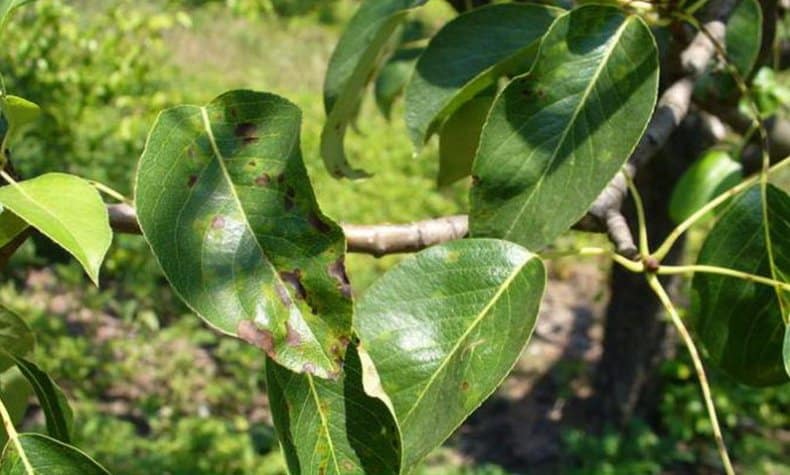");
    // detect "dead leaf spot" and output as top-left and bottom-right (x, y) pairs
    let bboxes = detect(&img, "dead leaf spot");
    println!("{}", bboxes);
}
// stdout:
(275, 282), (292, 307)
(211, 216), (225, 229)
(237, 320), (276, 357)
(328, 258), (352, 299)
(234, 122), (259, 144)
(308, 211), (332, 234)
(255, 173), (271, 187)
(280, 270), (307, 300)
(285, 322), (301, 347)
(187, 175), (198, 188)
(461, 381), (470, 391)
(303, 362), (316, 375)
